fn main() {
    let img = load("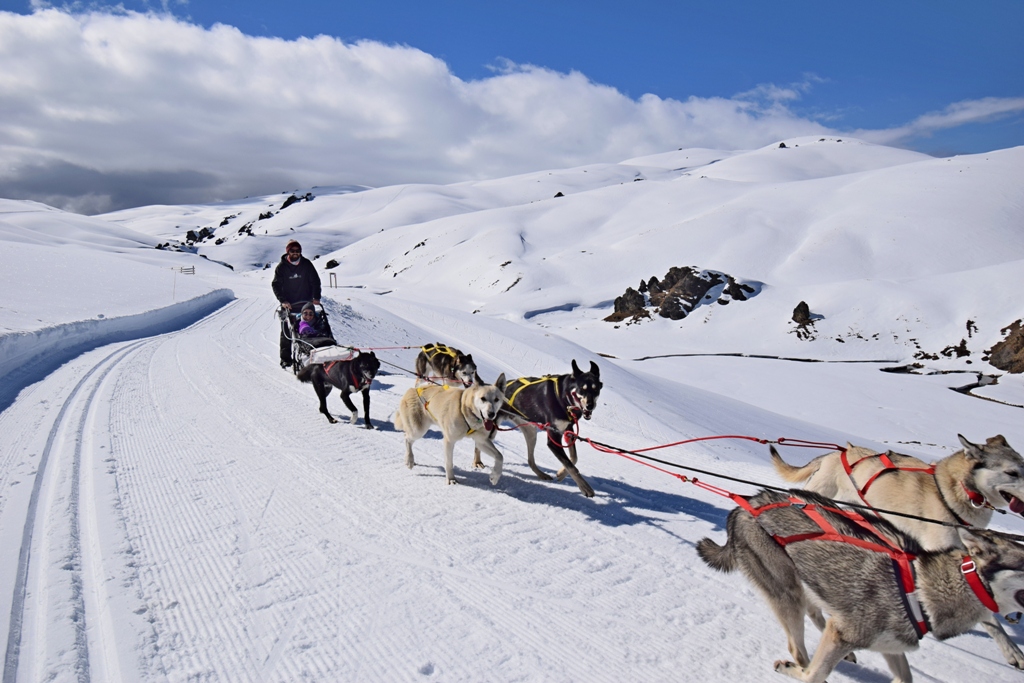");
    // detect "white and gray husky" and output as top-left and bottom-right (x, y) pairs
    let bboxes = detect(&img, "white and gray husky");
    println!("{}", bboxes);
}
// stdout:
(698, 488), (1024, 683)
(771, 434), (1024, 669)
